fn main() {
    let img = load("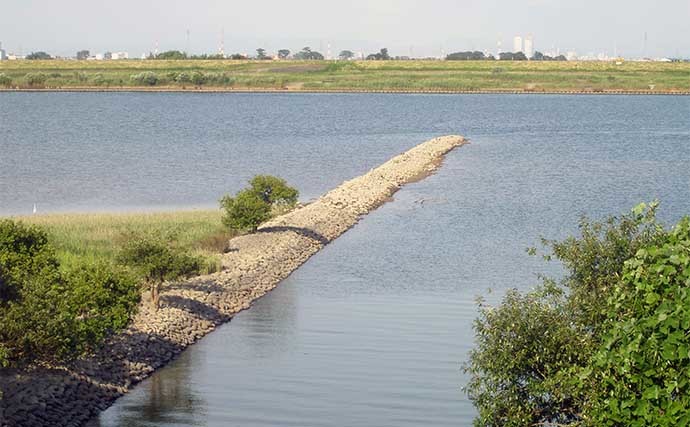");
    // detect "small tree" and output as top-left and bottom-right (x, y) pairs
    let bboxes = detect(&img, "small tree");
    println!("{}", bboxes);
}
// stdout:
(118, 234), (202, 310)
(366, 48), (391, 61)
(248, 175), (299, 206)
(154, 50), (187, 60)
(278, 49), (291, 59)
(25, 51), (52, 60)
(339, 50), (355, 60)
(220, 189), (272, 232)
(220, 175), (299, 232)
(256, 48), (268, 60)
(294, 47), (324, 60)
